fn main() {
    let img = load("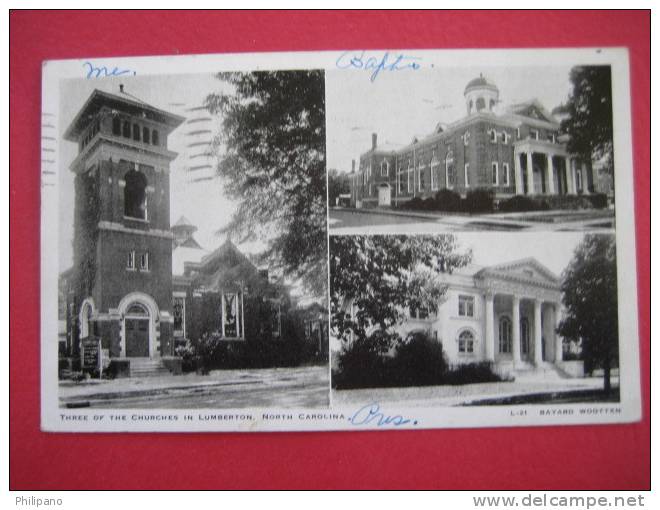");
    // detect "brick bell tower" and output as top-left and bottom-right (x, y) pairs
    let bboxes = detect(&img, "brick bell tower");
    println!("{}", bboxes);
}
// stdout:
(64, 85), (184, 365)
